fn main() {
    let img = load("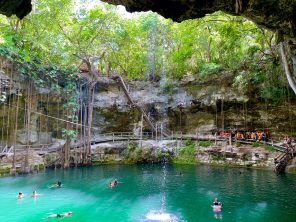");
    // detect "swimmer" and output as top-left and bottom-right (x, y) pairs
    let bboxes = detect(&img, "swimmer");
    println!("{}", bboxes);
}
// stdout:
(212, 198), (222, 211)
(31, 190), (39, 198)
(213, 198), (222, 206)
(47, 212), (73, 218)
(16, 192), (24, 199)
(109, 179), (118, 188)
(49, 181), (62, 188)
